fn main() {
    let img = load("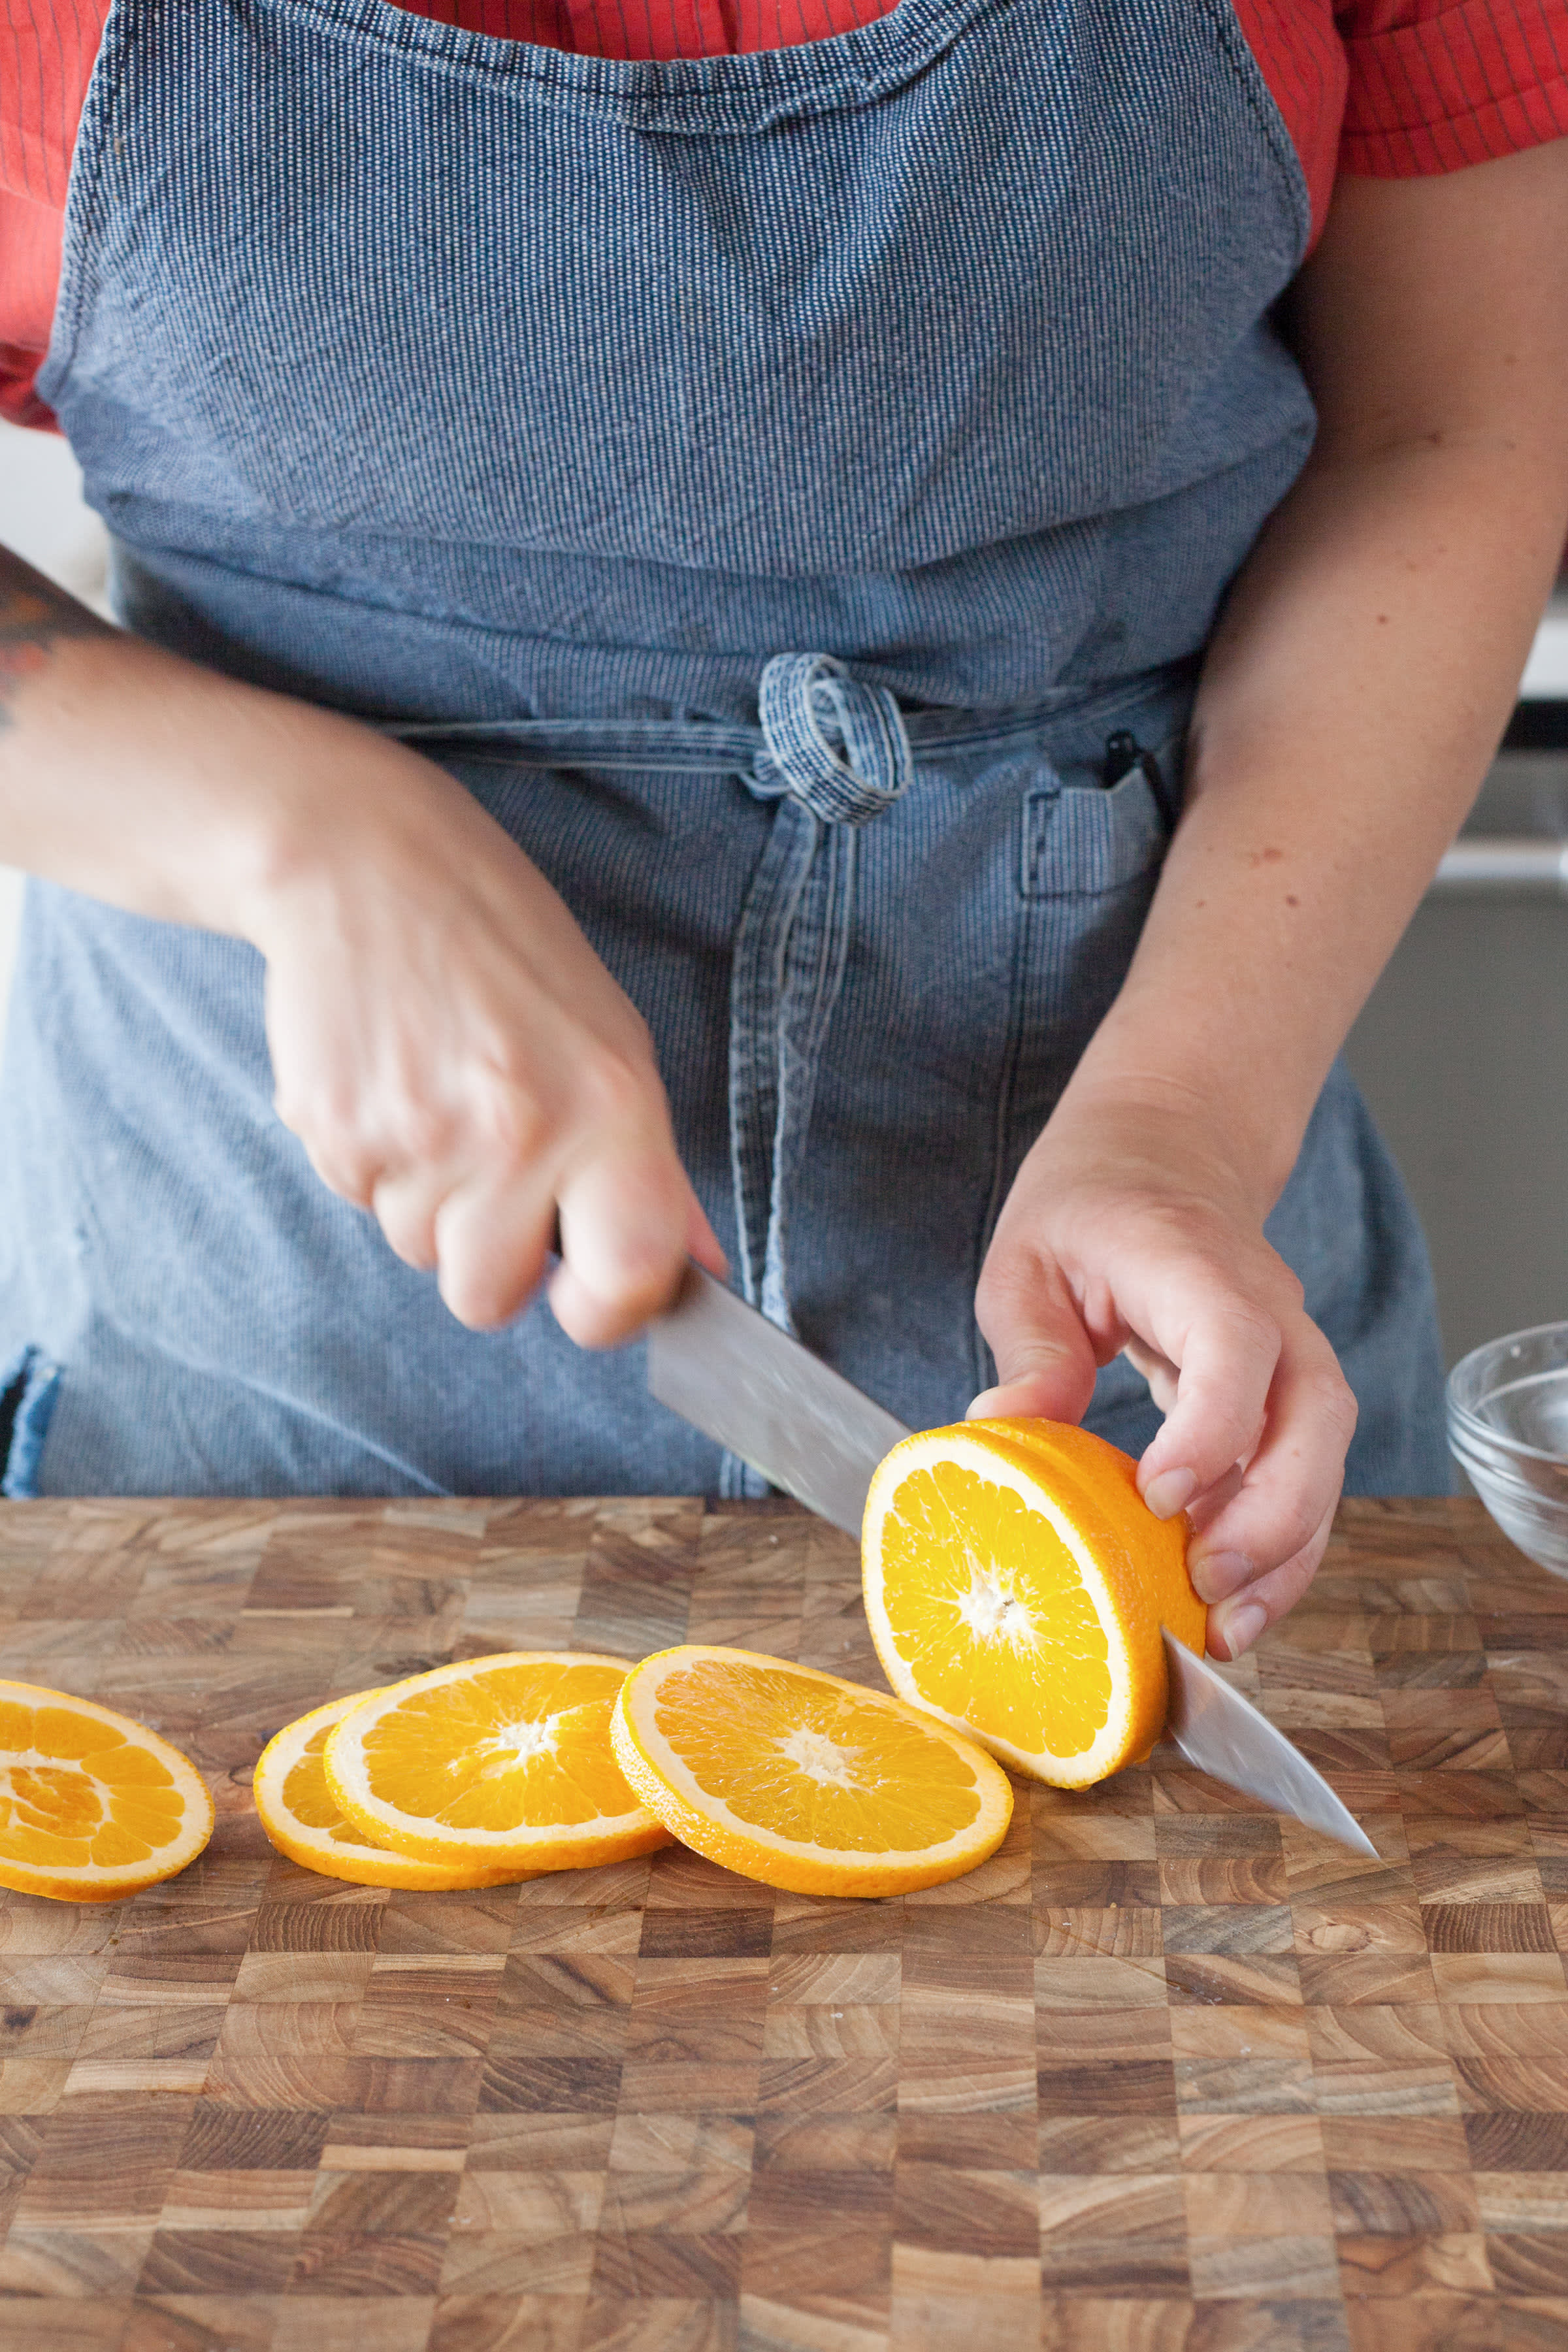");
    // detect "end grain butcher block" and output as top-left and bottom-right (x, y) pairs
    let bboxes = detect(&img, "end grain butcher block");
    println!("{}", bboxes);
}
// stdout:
(0, 1496), (1565, 2352)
